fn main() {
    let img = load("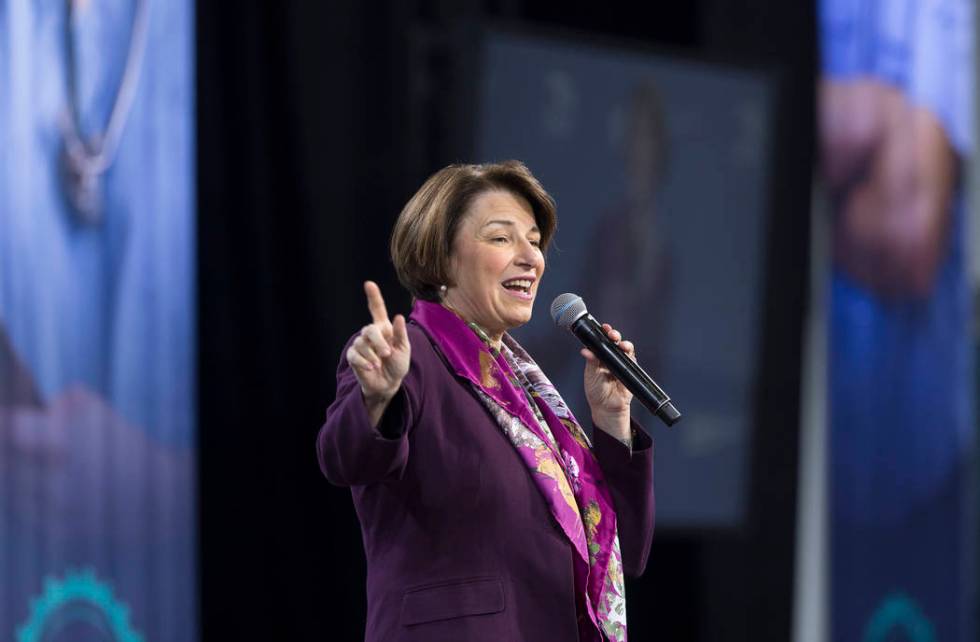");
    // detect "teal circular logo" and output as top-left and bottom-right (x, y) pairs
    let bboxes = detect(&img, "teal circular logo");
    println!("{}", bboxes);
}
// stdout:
(17, 569), (143, 642)
(862, 593), (935, 642)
